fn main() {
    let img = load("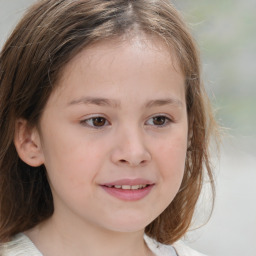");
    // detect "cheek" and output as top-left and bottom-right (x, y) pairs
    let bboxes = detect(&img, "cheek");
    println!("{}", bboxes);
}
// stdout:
(42, 134), (108, 188)
(149, 135), (187, 213)
(154, 134), (187, 182)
